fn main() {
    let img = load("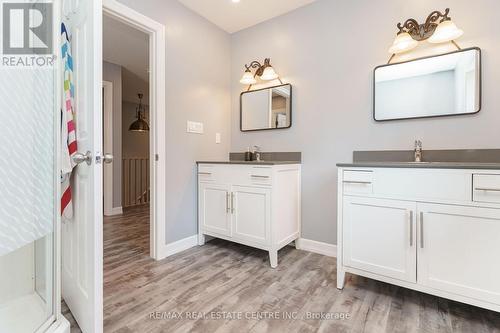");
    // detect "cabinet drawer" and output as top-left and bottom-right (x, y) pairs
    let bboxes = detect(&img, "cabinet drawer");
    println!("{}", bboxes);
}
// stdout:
(248, 167), (272, 185)
(343, 170), (373, 195)
(473, 174), (500, 204)
(198, 165), (215, 182)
